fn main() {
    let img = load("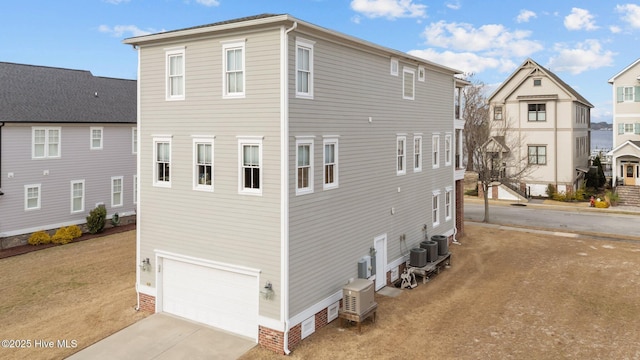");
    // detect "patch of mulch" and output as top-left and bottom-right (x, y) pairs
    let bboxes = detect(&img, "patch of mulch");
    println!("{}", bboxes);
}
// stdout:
(0, 223), (136, 260)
